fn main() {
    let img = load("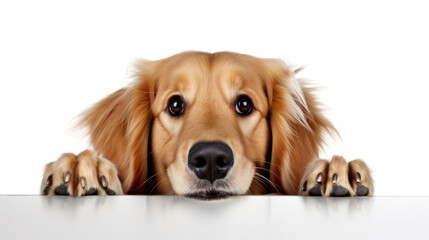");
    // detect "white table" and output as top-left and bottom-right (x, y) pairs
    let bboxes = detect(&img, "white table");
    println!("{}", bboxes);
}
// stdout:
(0, 196), (427, 240)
